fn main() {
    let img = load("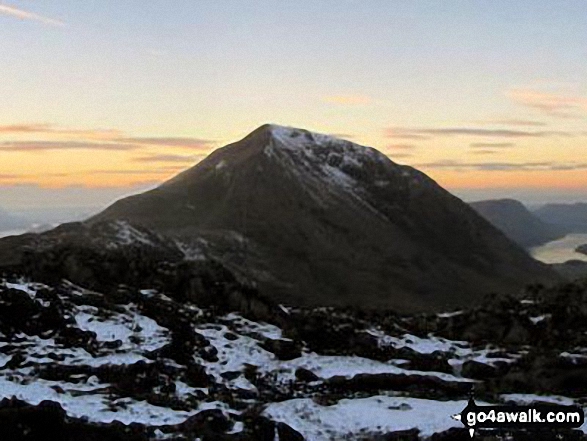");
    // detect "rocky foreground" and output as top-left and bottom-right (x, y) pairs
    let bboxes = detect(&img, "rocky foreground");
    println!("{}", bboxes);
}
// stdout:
(1, 274), (587, 440)
(0, 221), (586, 440)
